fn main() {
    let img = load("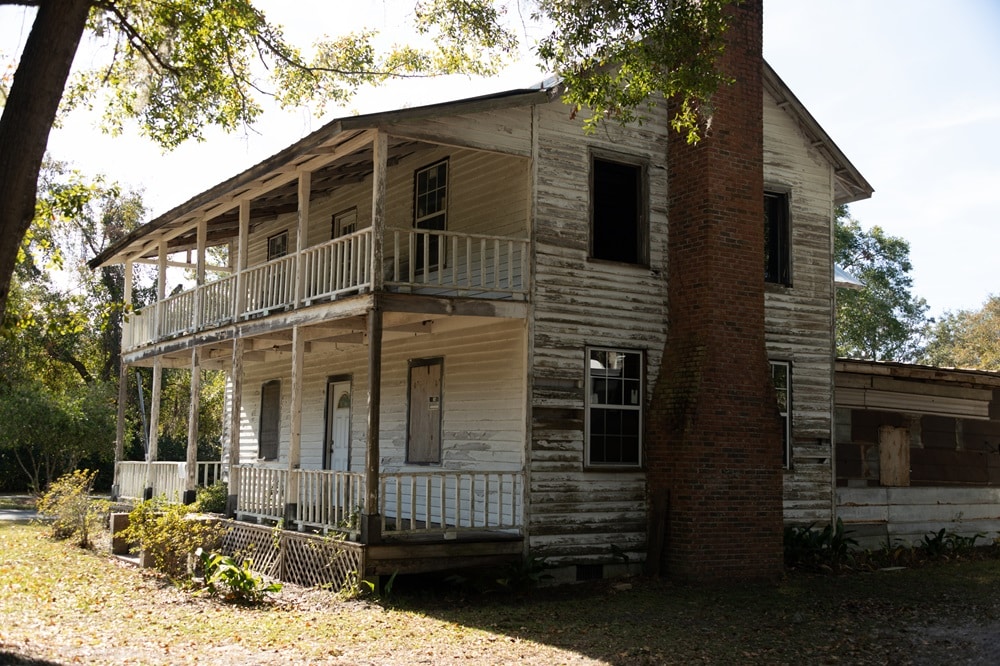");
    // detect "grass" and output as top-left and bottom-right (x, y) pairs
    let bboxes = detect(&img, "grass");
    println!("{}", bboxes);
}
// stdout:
(2, 522), (1000, 665)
